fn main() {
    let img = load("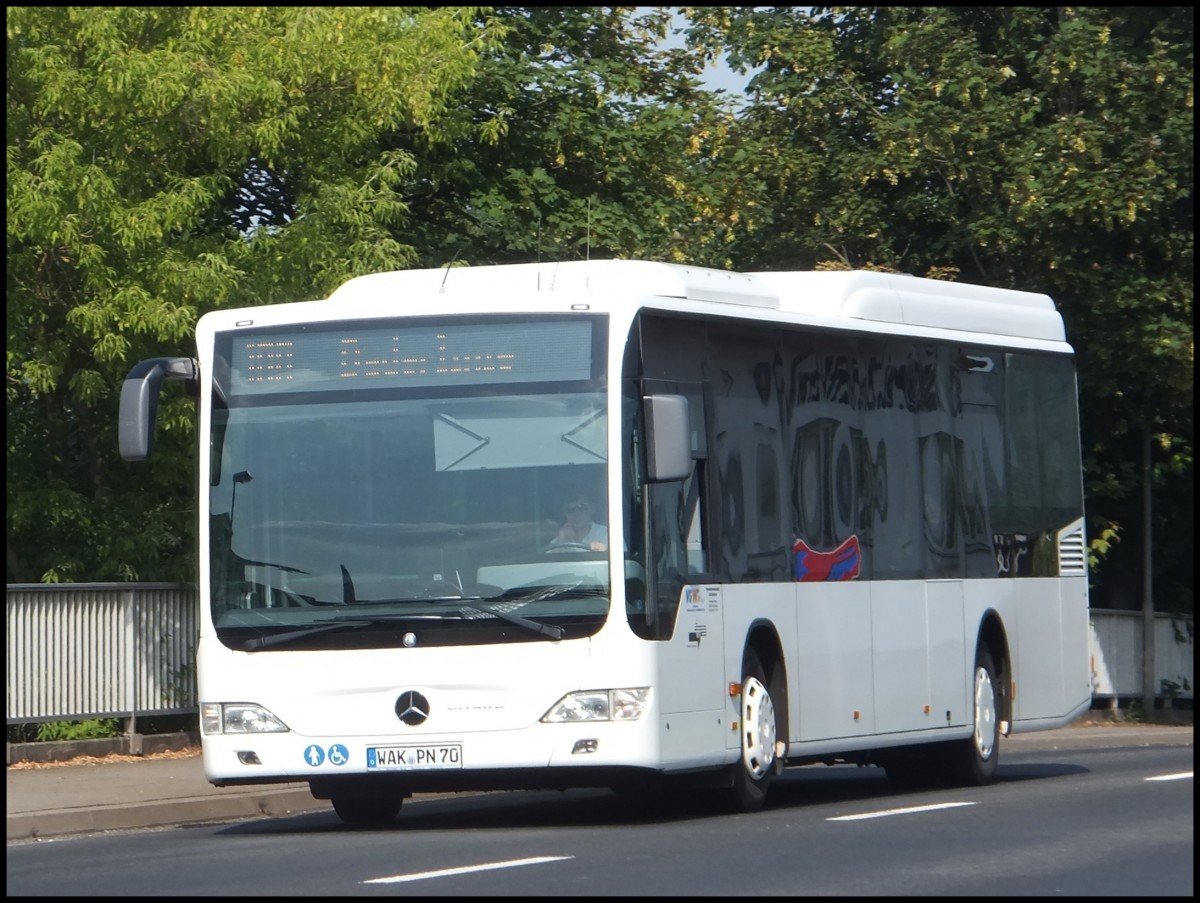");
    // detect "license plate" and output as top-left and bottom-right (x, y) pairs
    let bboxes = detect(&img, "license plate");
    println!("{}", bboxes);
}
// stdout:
(367, 743), (463, 770)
